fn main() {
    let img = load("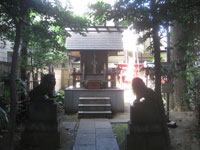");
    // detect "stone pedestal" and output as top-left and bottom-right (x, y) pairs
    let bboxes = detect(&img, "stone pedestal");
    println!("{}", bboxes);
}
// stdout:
(21, 99), (61, 150)
(64, 88), (124, 113)
(126, 102), (167, 150)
